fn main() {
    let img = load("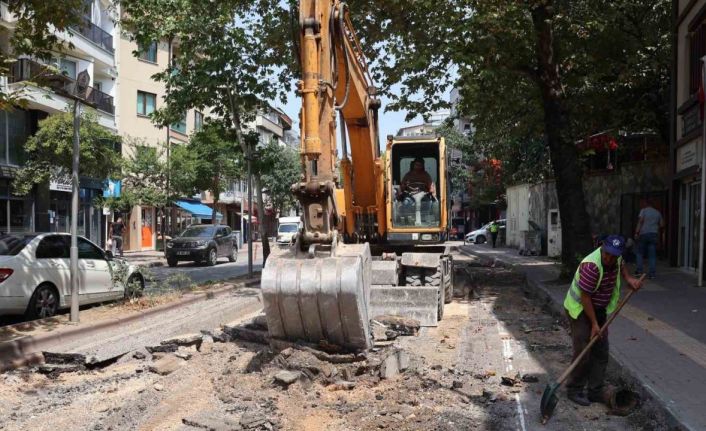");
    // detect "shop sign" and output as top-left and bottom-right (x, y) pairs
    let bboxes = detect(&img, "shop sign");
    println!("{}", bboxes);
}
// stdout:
(682, 103), (701, 137)
(677, 141), (698, 172)
(103, 179), (121, 198)
(49, 172), (72, 192)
